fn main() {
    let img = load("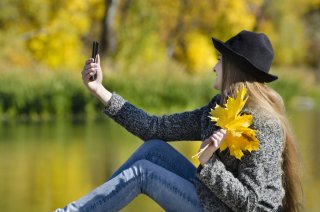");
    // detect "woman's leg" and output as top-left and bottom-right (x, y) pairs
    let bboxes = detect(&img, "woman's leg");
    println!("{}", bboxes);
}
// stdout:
(109, 139), (197, 182)
(56, 159), (203, 212)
